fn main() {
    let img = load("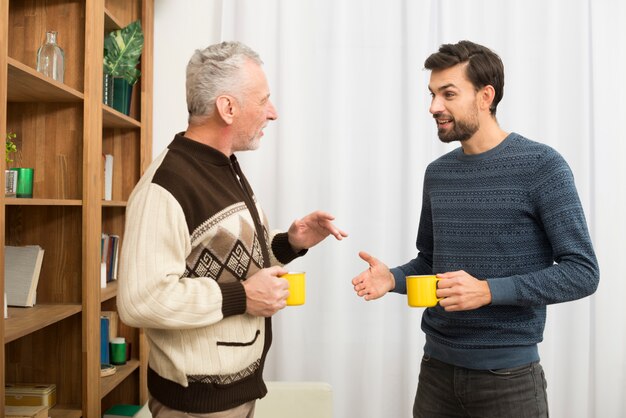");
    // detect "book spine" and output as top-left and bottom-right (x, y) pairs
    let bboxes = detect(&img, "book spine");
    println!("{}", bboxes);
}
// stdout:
(100, 316), (110, 364)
